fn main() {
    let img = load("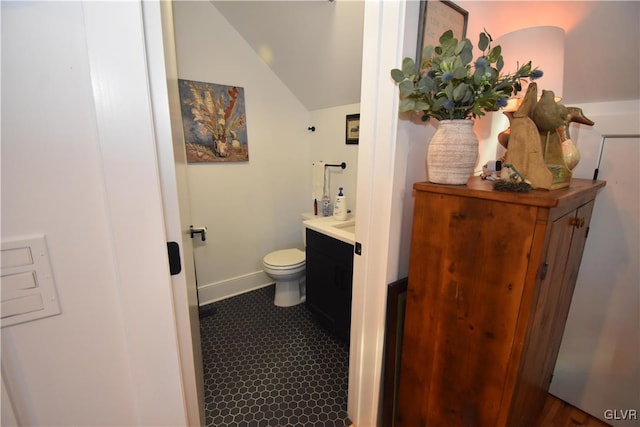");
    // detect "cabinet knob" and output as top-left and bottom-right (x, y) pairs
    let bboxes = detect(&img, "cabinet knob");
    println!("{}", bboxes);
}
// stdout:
(570, 217), (586, 228)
